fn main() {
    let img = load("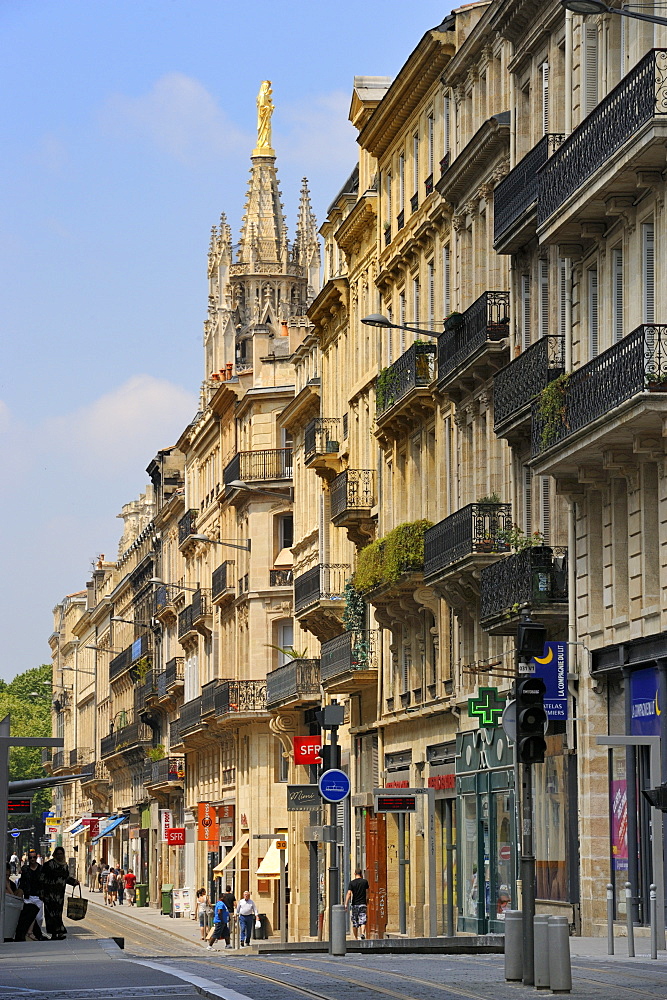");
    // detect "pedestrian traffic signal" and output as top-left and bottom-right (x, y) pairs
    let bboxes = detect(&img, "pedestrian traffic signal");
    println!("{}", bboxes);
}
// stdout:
(516, 676), (547, 764)
(516, 619), (547, 658)
(318, 743), (341, 772)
